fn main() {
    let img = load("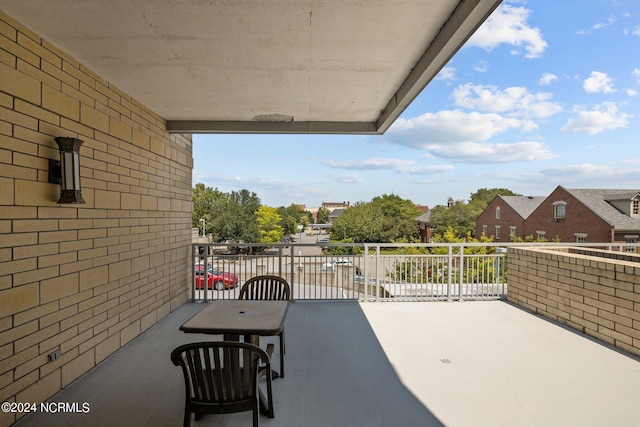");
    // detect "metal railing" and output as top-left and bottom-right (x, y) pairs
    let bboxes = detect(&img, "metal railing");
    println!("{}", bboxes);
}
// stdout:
(191, 241), (639, 302)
